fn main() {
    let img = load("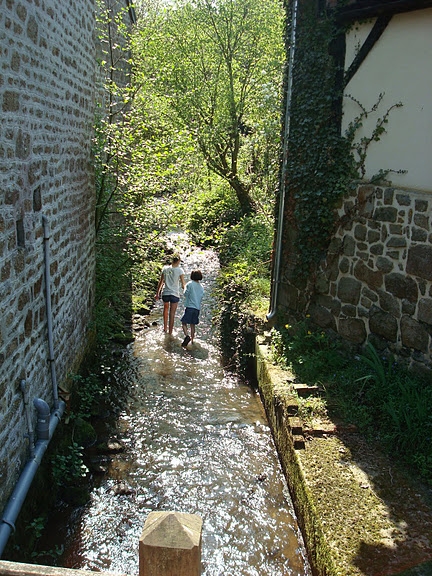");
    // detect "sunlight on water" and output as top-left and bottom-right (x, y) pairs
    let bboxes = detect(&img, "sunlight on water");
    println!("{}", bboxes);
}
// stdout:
(61, 237), (311, 576)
